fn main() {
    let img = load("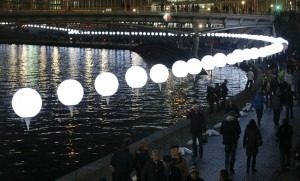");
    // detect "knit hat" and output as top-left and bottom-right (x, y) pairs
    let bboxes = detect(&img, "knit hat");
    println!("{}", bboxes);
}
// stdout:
(189, 165), (199, 174)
